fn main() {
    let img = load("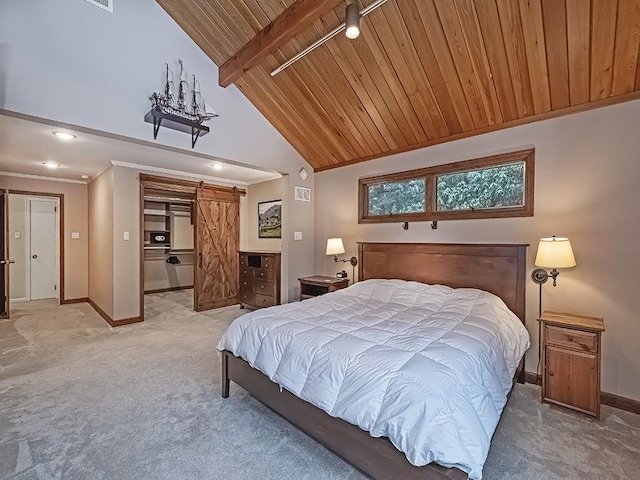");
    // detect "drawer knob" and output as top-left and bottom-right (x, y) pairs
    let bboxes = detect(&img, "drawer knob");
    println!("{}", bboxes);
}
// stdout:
(567, 336), (573, 342)
(260, 273), (264, 276)
(261, 285), (265, 289)
(549, 371), (555, 377)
